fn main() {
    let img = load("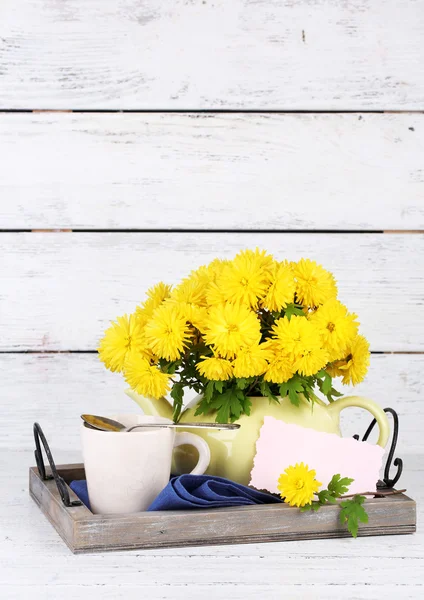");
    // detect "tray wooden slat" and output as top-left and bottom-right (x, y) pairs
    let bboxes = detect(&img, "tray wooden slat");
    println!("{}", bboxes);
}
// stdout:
(29, 464), (417, 554)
